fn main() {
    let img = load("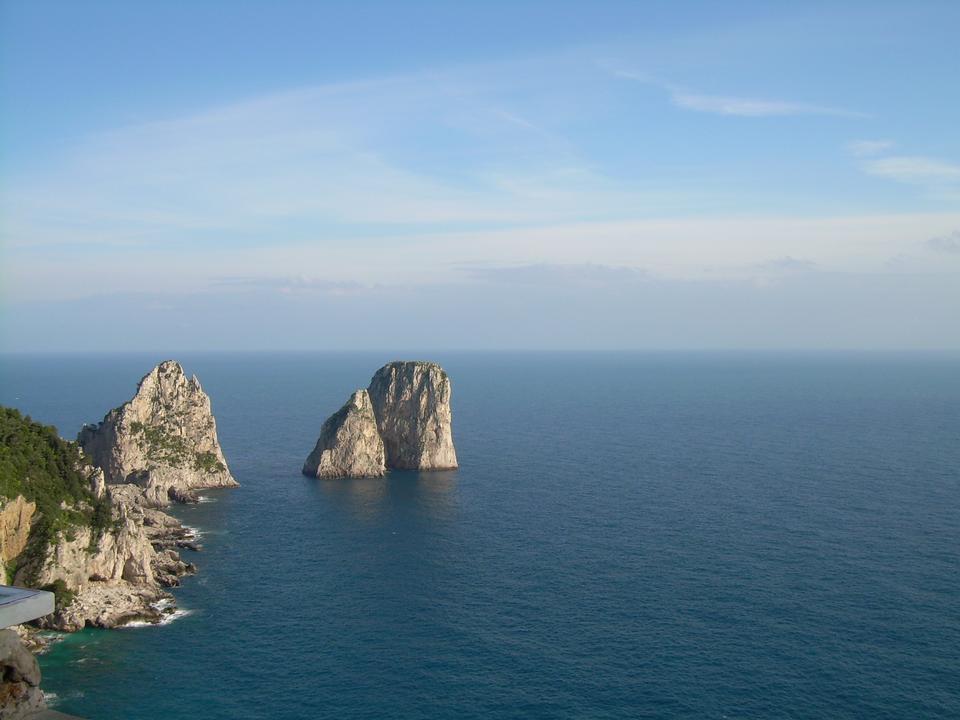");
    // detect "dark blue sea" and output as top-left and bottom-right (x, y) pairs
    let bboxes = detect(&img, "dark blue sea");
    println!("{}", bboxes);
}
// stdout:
(1, 352), (958, 719)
